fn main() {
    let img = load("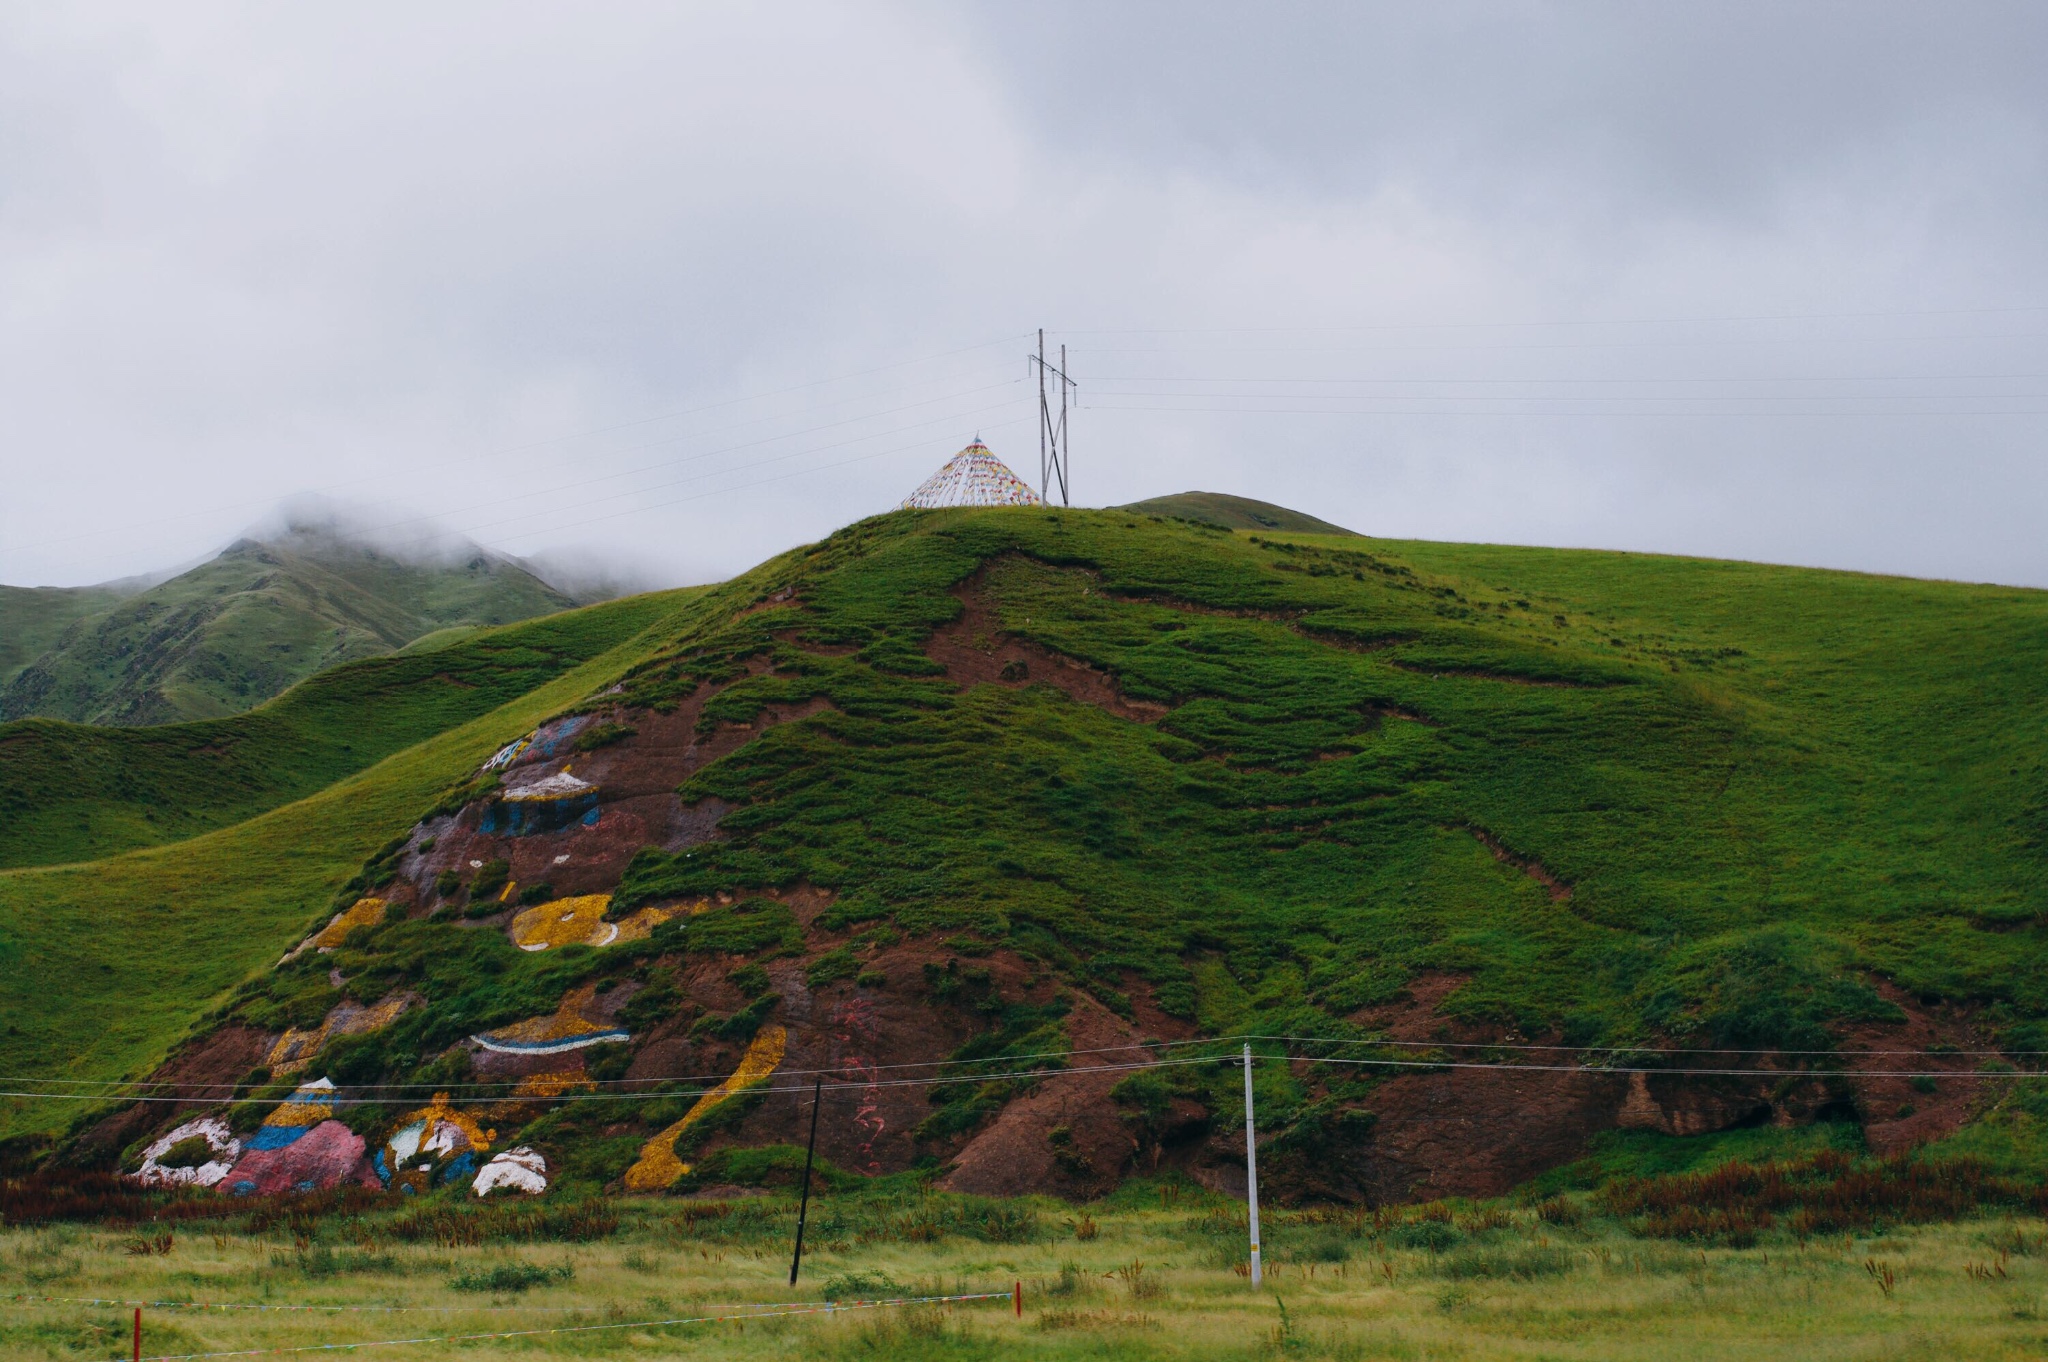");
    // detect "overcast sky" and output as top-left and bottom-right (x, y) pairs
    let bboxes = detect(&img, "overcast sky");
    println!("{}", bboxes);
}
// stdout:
(3, 2), (2046, 590)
